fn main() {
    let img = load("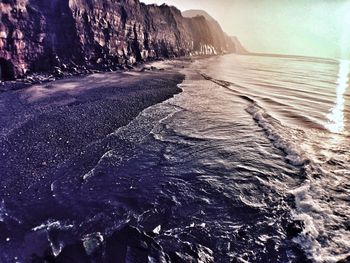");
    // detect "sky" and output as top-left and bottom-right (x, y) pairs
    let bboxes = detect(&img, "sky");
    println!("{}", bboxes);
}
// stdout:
(141, 0), (350, 60)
